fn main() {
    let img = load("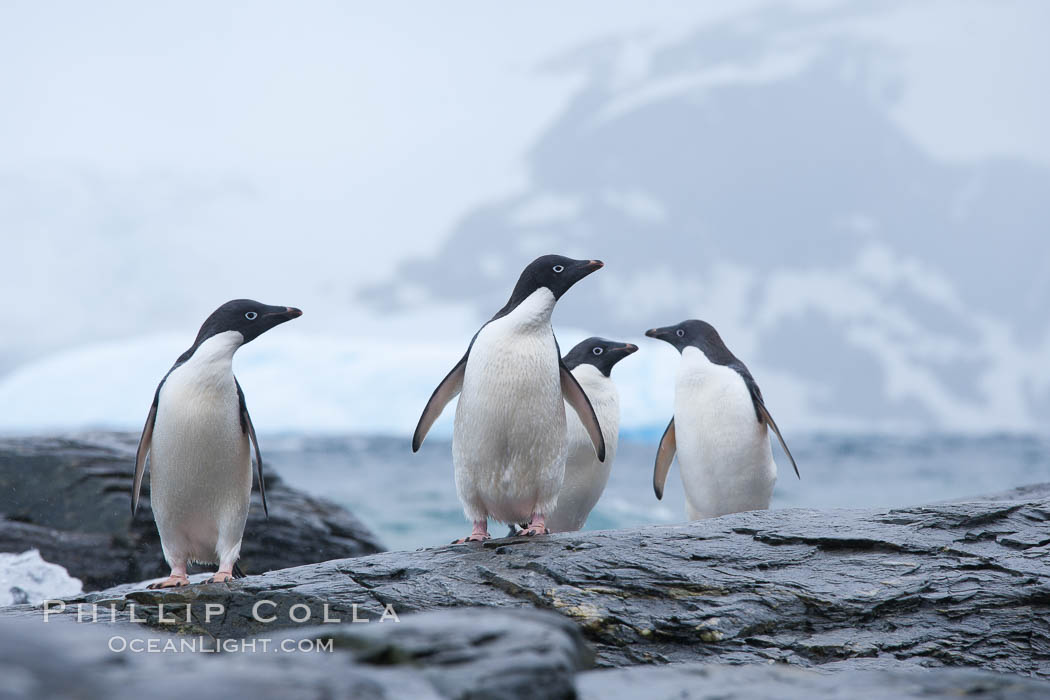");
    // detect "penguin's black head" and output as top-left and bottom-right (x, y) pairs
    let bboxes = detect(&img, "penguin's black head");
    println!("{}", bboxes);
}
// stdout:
(193, 299), (303, 347)
(563, 337), (638, 377)
(511, 254), (604, 301)
(645, 319), (736, 363)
